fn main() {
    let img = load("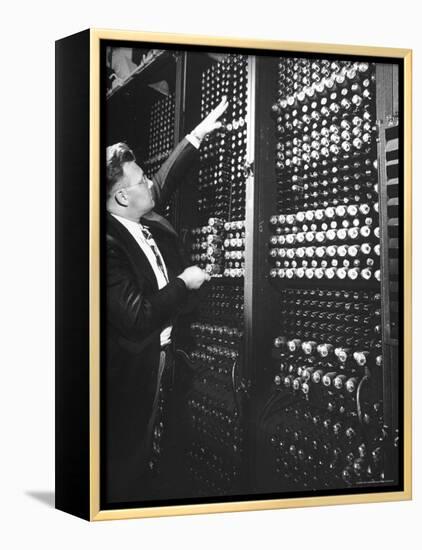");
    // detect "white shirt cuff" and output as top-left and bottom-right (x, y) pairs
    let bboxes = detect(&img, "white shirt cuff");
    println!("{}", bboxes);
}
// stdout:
(186, 133), (201, 149)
